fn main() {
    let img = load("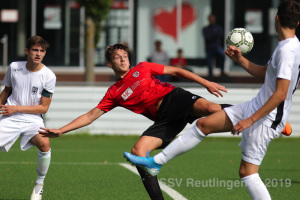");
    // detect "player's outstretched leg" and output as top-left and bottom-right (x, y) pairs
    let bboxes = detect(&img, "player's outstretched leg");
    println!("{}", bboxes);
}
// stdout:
(30, 134), (51, 200)
(130, 136), (166, 199)
(124, 124), (206, 176)
(30, 149), (51, 200)
(240, 160), (271, 200)
(124, 151), (162, 176)
(136, 166), (164, 200)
